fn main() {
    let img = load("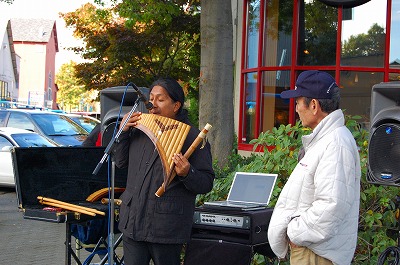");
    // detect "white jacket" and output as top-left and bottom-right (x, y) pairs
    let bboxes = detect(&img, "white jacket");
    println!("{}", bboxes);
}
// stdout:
(267, 109), (361, 265)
